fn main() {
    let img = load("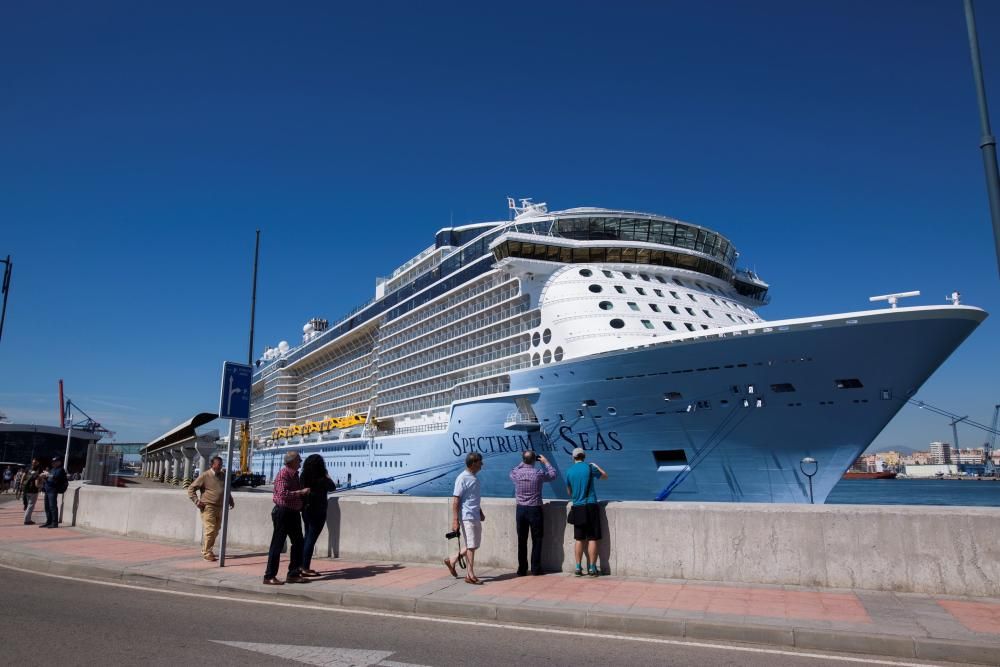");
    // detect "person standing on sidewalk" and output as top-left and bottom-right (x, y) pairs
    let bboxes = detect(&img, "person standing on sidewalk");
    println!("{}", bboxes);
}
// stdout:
(40, 457), (68, 528)
(299, 453), (336, 577)
(2, 465), (12, 494)
(263, 451), (311, 586)
(13, 466), (25, 500)
(187, 456), (235, 561)
(565, 448), (607, 577)
(22, 459), (42, 525)
(509, 451), (556, 576)
(443, 452), (485, 585)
